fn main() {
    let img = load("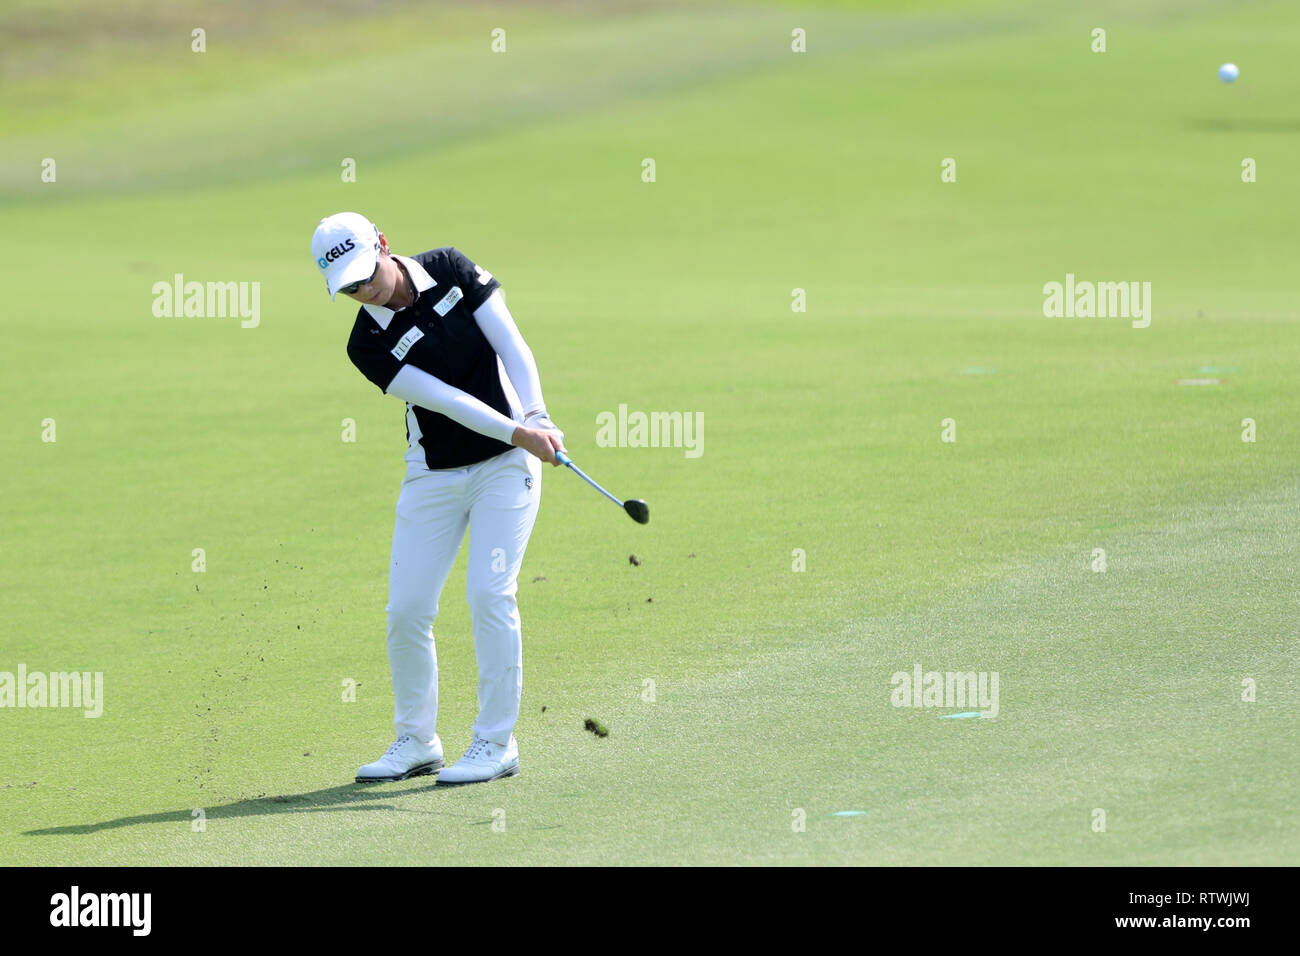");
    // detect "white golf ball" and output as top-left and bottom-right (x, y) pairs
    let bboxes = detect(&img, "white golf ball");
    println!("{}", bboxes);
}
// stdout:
(1218, 62), (1239, 83)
